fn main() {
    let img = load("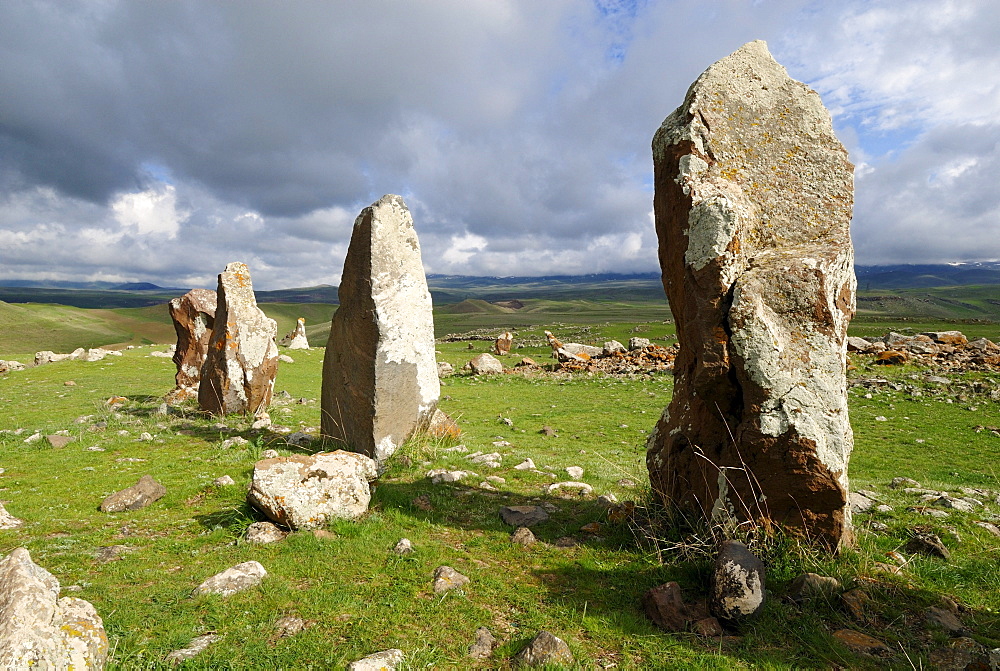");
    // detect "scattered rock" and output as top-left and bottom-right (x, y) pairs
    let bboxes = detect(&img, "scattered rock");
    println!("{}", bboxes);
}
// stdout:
(260, 449), (279, 459)
(691, 617), (723, 637)
(512, 630), (574, 667)
(347, 648), (404, 671)
(94, 545), (131, 563)
(539, 426), (557, 437)
(427, 408), (461, 440)
(468, 626), (497, 659)
(467, 451), (501, 468)
(546, 481), (593, 497)
(499, 506), (549, 527)
(0, 502), (24, 530)
(788, 573), (840, 601)
(928, 637), (998, 671)
(278, 354), (294, 364)
(198, 263), (278, 419)
(510, 527), (537, 546)
(709, 540), (765, 621)
(647, 43), (855, 550)
(45, 434), (75, 448)
(100, 475), (167, 512)
(0, 548), (108, 669)
(244, 522), (288, 544)
(514, 458), (536, 470)
(321, 195), (440, 464)
(926, 606), (966, 636)
(905, 533), (950, 560)
(432, 566), (469, 594)
(393, 538), (413, 555)
(426, 469), (470, 484)
(271, 616), (310, 641)
(565, 466), (584, 479)
(643, 582), (700, 632)
(165, 633), (220, 664)
(220, 436), (250, 449)
(628, 337), (651, 350)
(247, 451), (378, 530)
(850, 492), (876, 513)
(603, 340), (626, 355)
(832, 629), (892, 657)
(193, 561), (267, 597)
(469, 353), (504, 375)
(437, 361), (455, 378)
(974, 520), (1000, 537)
